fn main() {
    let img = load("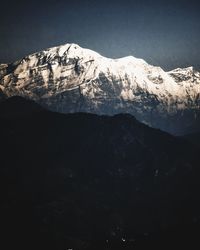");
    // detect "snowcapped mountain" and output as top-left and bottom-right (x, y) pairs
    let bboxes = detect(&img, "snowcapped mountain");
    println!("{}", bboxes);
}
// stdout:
(0, 43), (200, 134)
